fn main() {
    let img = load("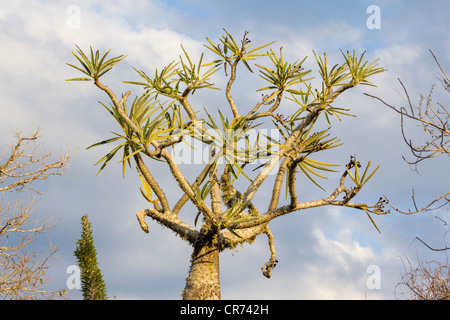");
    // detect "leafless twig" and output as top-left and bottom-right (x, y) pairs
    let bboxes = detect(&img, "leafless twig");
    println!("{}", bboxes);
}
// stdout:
(0, 129), (73, 299)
